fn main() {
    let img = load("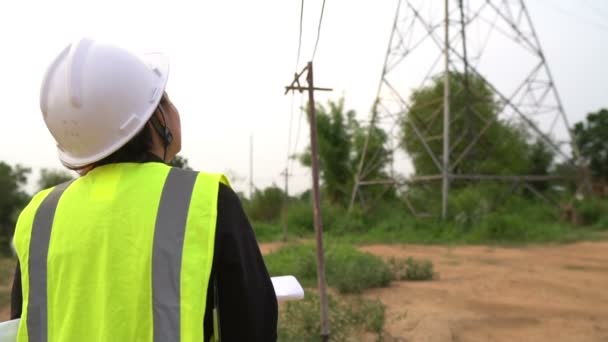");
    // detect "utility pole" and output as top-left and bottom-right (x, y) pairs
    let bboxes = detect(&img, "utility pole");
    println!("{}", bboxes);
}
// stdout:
(280, 167), (290, 242)
(442, 0), (451, 220)
(249, 134), (254, 199)
(285, 62), (332, 342)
